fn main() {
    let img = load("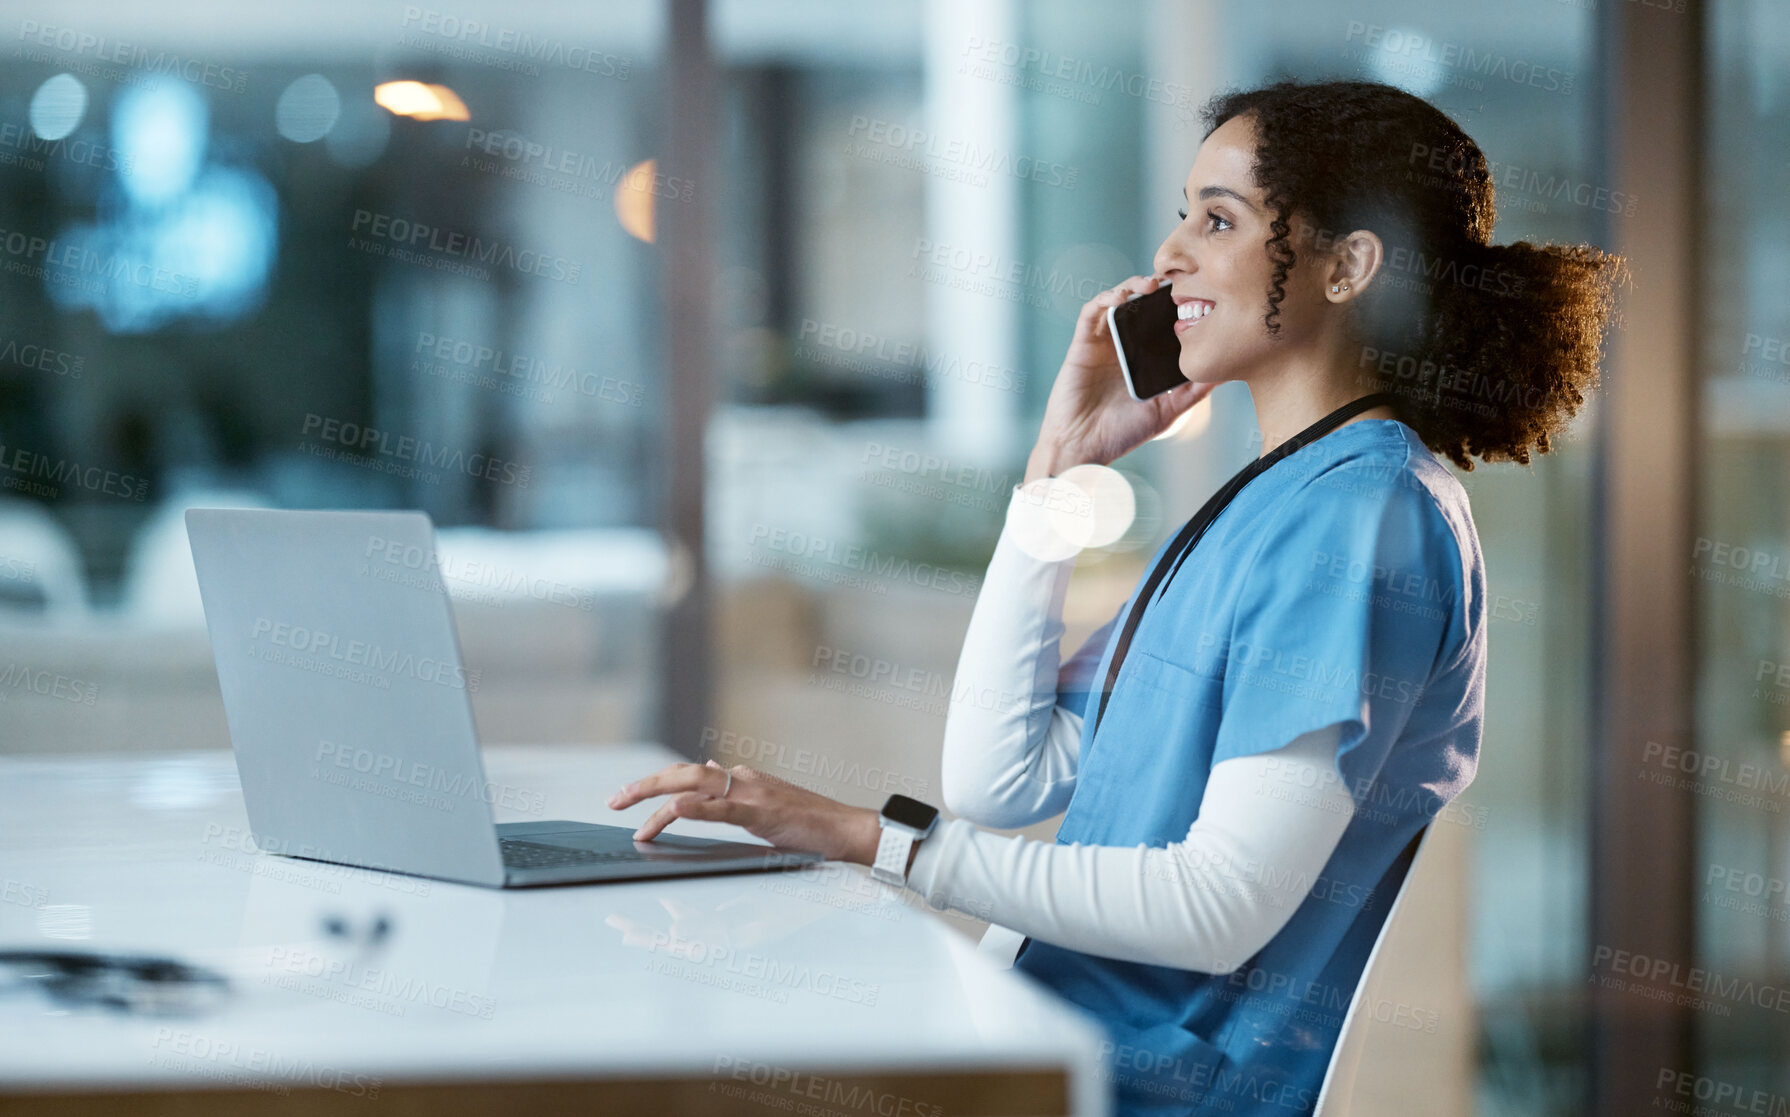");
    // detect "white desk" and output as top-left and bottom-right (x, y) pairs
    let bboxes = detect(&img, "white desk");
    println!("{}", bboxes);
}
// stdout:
(0, 744), (1108, 1116)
